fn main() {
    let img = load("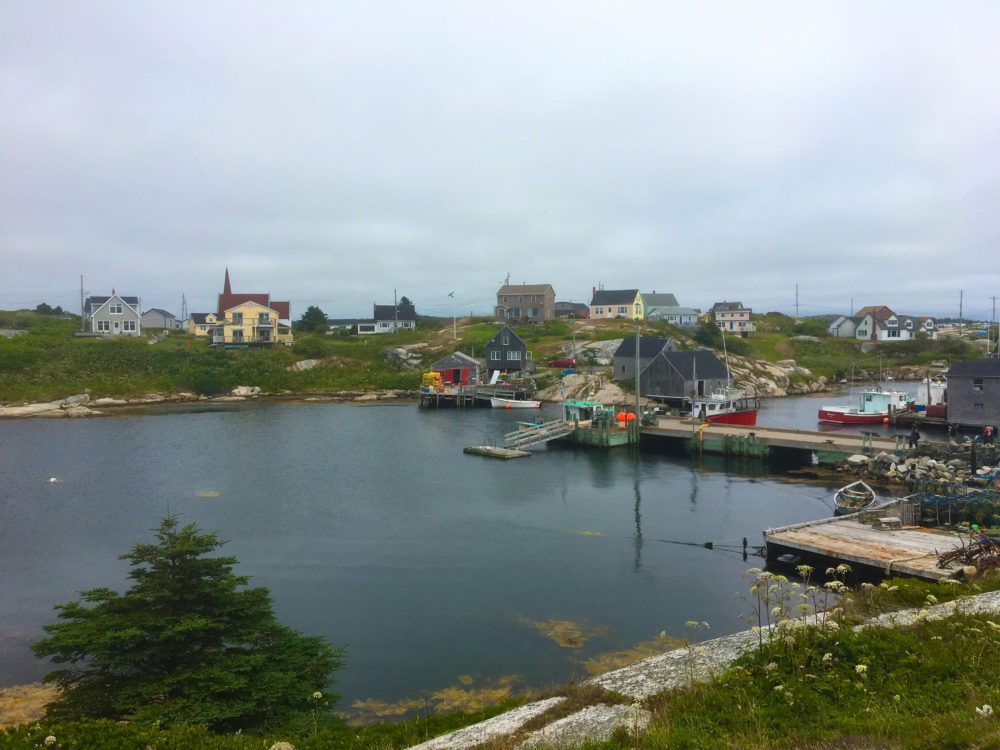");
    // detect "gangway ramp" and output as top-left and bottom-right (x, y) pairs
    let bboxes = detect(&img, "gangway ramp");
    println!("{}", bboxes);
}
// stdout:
(504, 420), (573, 450)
